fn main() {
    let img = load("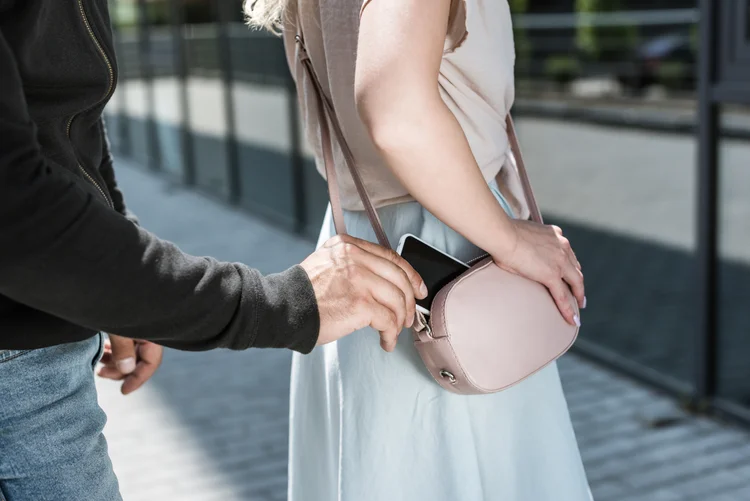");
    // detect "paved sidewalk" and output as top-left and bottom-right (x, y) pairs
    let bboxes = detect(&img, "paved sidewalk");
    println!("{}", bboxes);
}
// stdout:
(97, 161), (750, 501)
